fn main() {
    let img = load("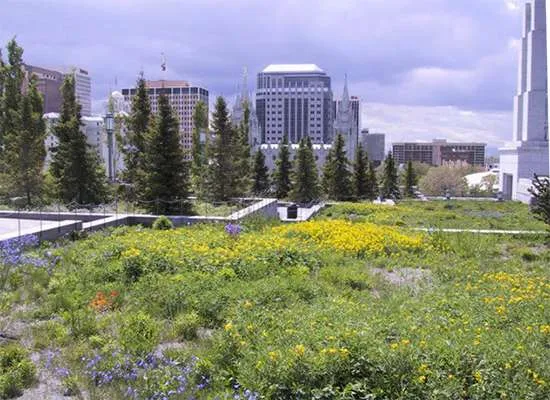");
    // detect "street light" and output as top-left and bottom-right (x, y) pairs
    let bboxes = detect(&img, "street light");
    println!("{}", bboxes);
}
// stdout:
(104, 112), (114, 181)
